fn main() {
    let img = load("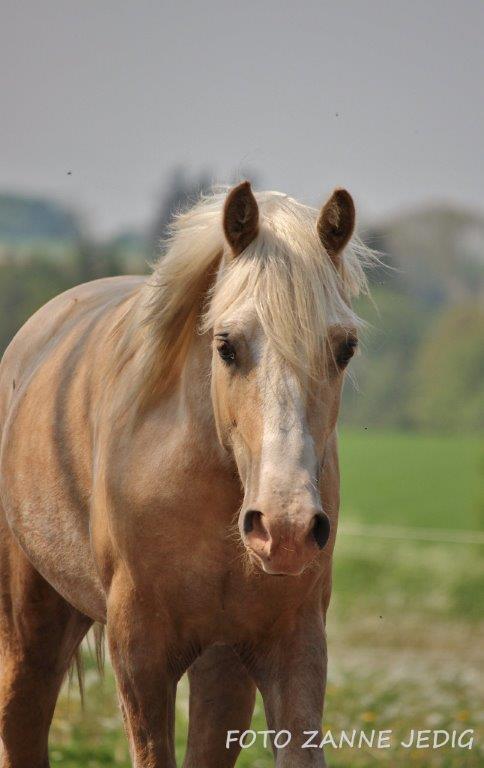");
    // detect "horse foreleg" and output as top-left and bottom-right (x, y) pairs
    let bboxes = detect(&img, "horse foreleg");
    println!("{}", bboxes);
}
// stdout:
(183, 644), (256, 768)
(0, 522), (92, 768)
(107, 573), (178, 768)
(249, 610), (328, 768)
